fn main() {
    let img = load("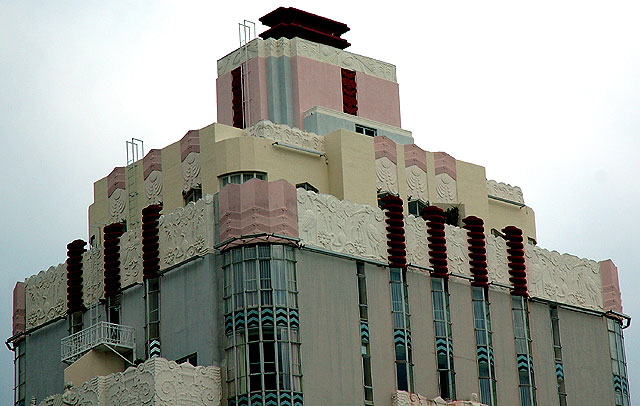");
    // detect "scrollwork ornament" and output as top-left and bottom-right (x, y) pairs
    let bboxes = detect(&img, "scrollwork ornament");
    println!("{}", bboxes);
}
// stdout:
(406, 166), (428, 202)
(376, 157), (399, 195)
(144, 170), (163, 205)
(435, 173), (457, 203)
(108, 189), (126, 223)
(182, 152), (201, 193)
